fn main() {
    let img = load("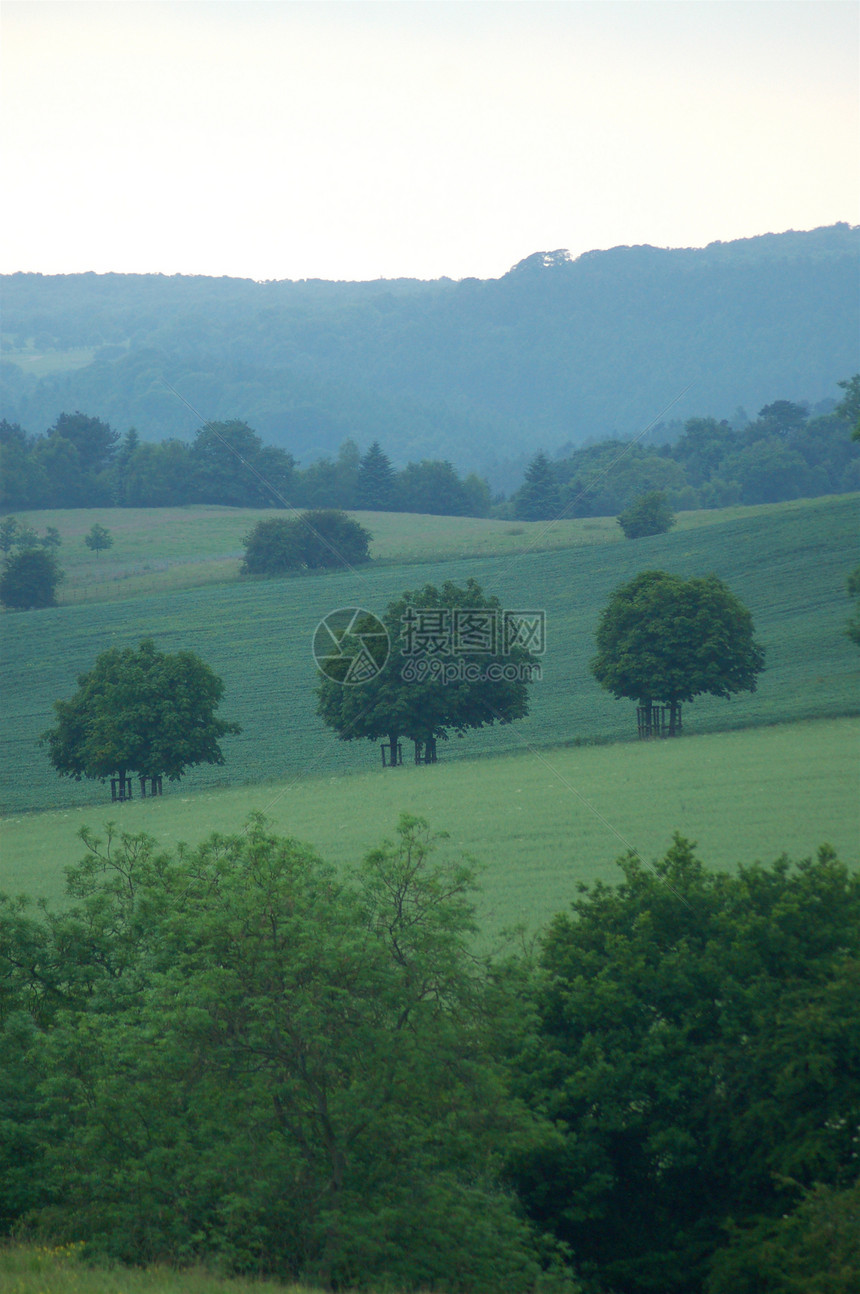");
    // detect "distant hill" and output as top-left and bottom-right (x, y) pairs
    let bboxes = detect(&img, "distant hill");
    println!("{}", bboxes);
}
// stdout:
(2, 223), (857, 476)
